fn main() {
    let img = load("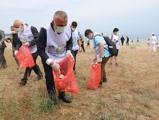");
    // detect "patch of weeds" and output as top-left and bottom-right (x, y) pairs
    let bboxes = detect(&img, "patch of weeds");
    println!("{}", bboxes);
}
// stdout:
(96, 100), (105, 110)
(39, 98), (56, 113)
(115, 112), (128, 120)
(100, 113), (113, 120)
